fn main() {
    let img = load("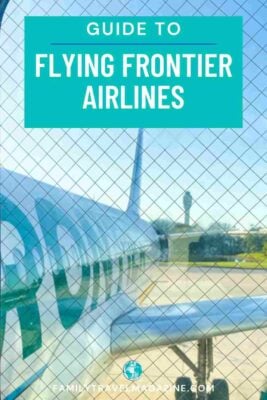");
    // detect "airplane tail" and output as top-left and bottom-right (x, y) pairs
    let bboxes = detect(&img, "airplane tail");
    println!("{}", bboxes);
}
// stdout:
(127, 128), (143, 216)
